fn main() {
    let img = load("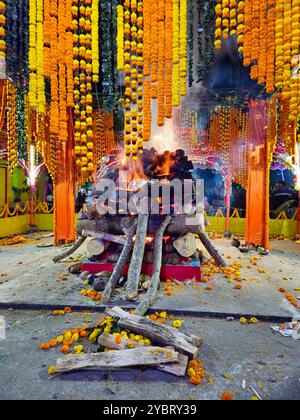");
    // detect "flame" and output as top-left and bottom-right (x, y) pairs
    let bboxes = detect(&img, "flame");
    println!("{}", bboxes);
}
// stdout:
(120, 155), (147, 182)
(152, 151), (177, 178)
